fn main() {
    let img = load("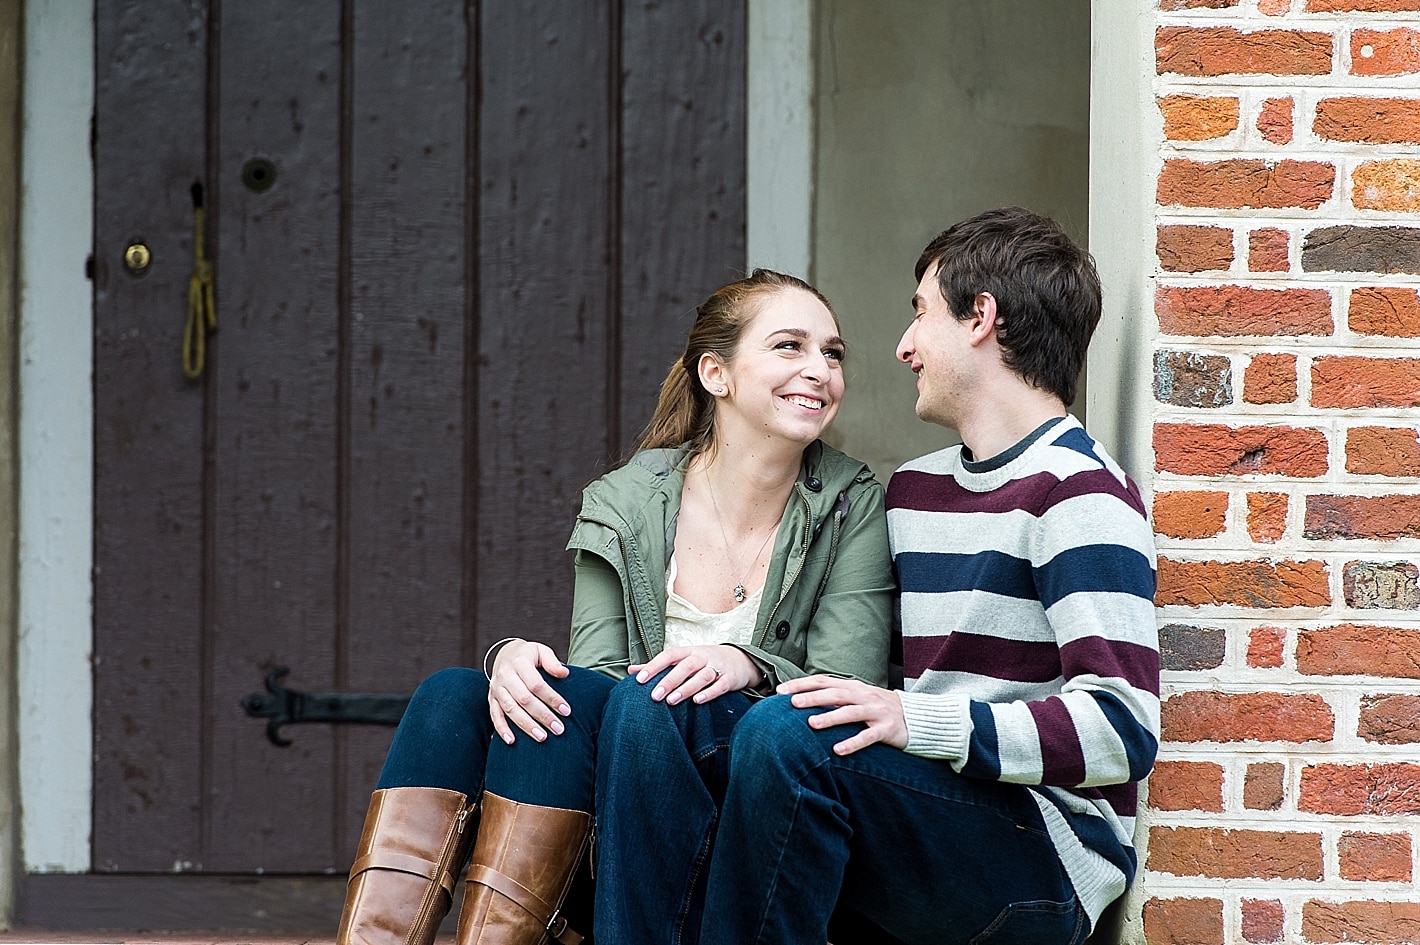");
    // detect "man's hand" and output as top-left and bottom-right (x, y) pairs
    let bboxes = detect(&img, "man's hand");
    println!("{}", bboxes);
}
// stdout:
(778, 674), (908, 755)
